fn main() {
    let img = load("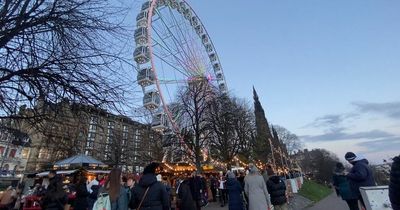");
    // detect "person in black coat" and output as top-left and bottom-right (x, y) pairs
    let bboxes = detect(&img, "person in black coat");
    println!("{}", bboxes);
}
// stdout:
(332, 162), (359, 210)
(41, 173), (68, 210)
(266, 171), (287, 210)
(389, 155), (400, 210)
(129, 162), (170, 210)
(189, 172), (203, 210)
(345, 152), (375, 209)
(226, 172), (244, 210)
(209, 175), (218, 202)
(73, 176), (89, 210)
(177, 178), (197, 210)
